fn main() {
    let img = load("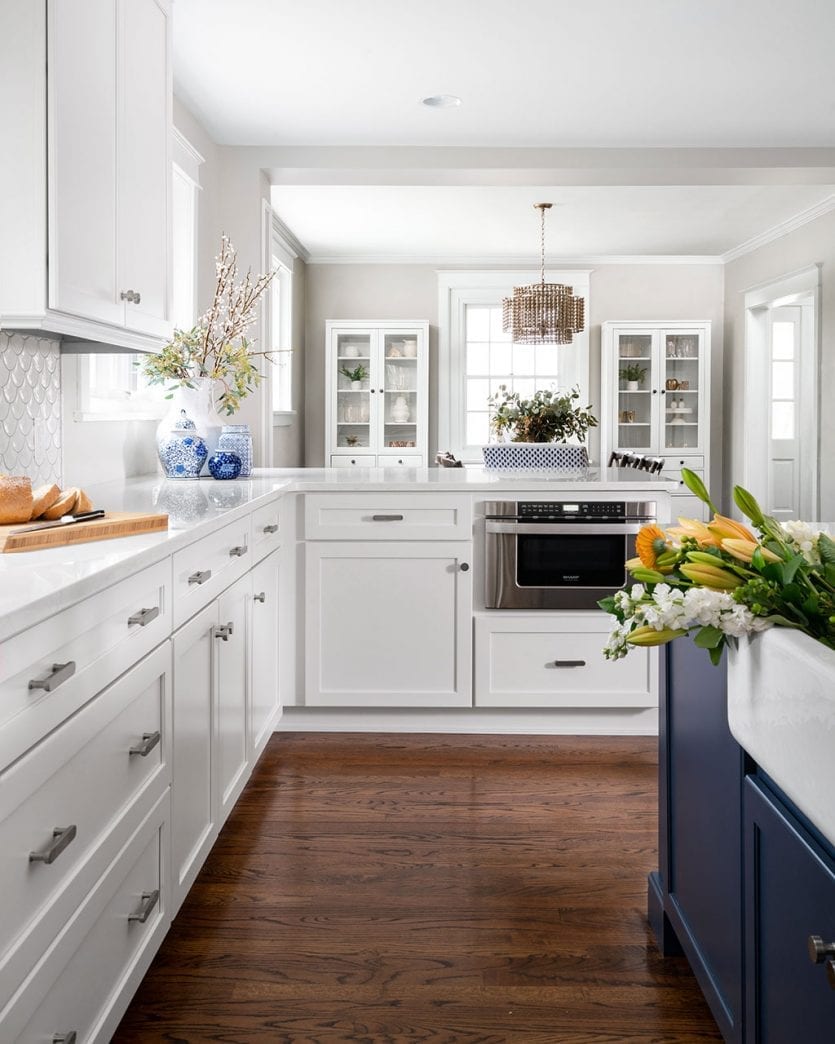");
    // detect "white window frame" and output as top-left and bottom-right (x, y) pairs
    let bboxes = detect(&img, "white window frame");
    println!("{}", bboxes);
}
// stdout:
(261, 202), (296, 441)
(437, 270), (591, 462)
